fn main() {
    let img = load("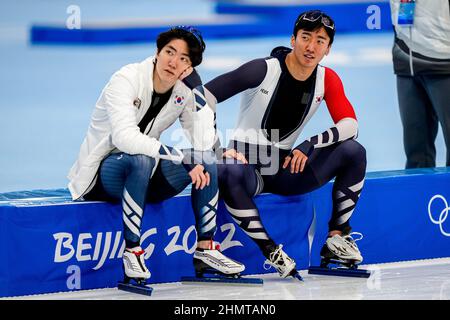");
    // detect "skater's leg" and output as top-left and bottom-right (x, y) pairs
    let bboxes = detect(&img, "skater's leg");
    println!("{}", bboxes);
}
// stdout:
(148, 152), (245, 276)
(319, 140), (366, 235)
(147, 152), (219, 243)
(190, 154), (219, 243)
(267, 140), (366, 236)
(309, 140), (367, 264)
(218, 160), (297, 278)
(99, 152), (155, 279)
(217, 160), (278, 256)
(266, 140), (366, 265)
(191, 154), (245, 276)
(100, 153), (155, 248)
